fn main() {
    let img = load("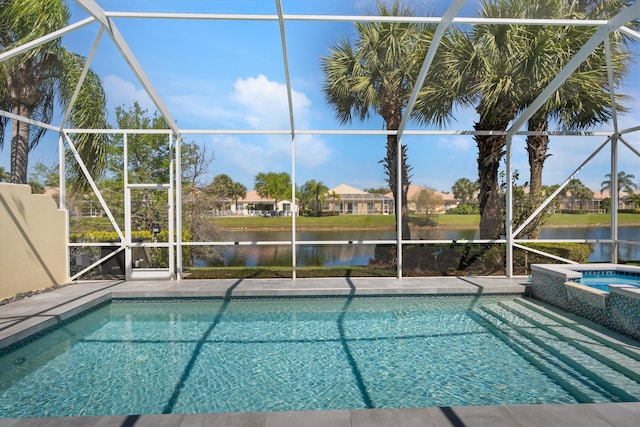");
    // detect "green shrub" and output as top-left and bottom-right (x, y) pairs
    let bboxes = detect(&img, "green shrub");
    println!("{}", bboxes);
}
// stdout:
(69, 230), (192, 273)
(447, 203), (480, 214)
(376, 242), (592, 276)
(185, 266), (395, 279)
(513, 242), (591, 273)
